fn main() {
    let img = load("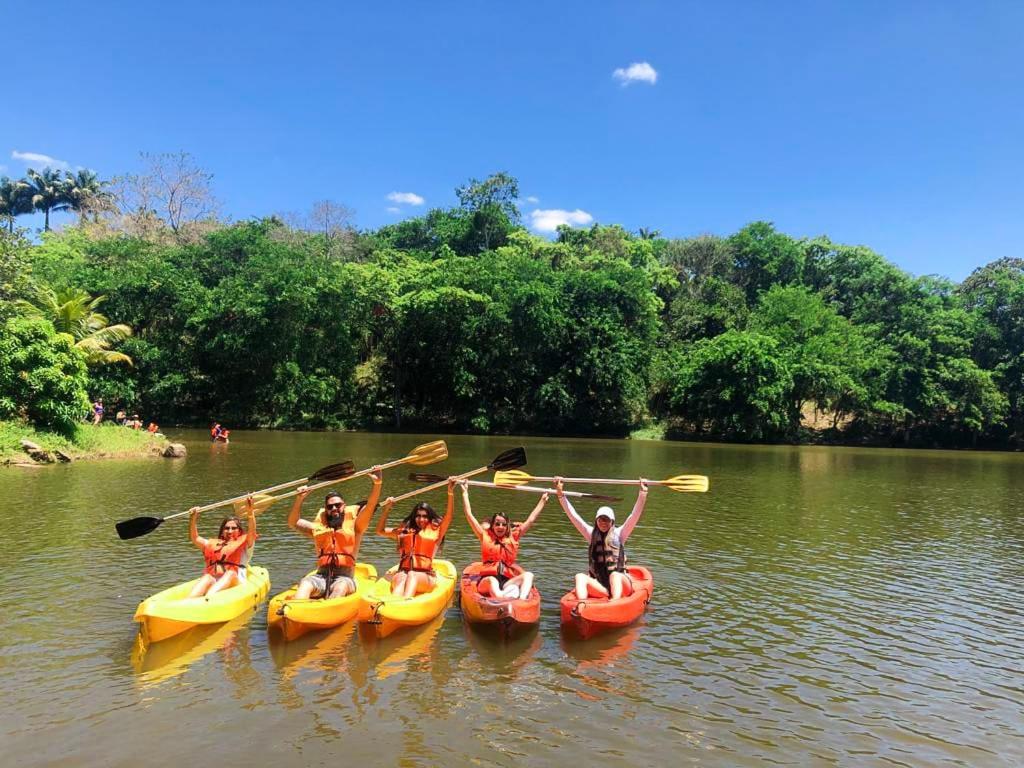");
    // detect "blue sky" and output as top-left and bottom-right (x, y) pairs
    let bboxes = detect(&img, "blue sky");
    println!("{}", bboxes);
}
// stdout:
(5, 1), (1022, 280)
